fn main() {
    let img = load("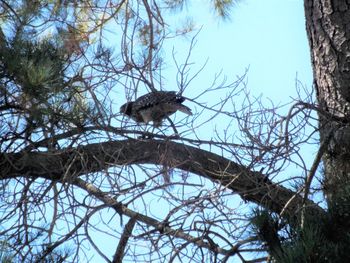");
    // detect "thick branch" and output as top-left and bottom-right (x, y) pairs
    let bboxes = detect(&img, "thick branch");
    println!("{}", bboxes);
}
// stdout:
(1, 139), (325, 220)
(112, 217), (137, 263)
